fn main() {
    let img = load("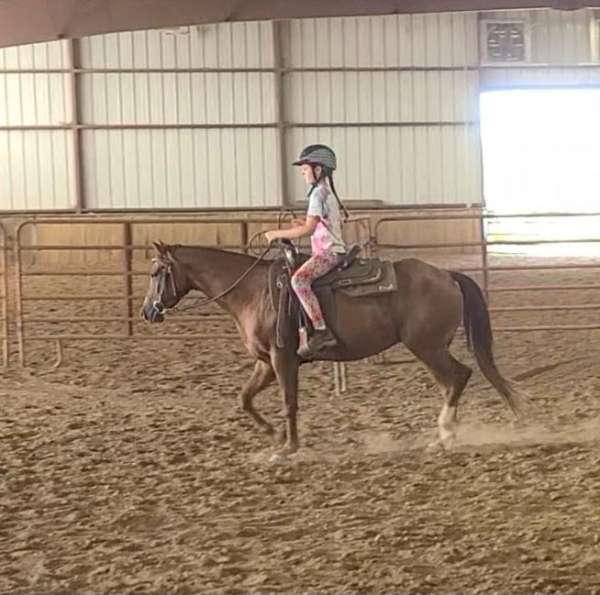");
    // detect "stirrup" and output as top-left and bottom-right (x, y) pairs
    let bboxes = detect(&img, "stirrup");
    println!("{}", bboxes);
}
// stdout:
(297, 329), (337, 358)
